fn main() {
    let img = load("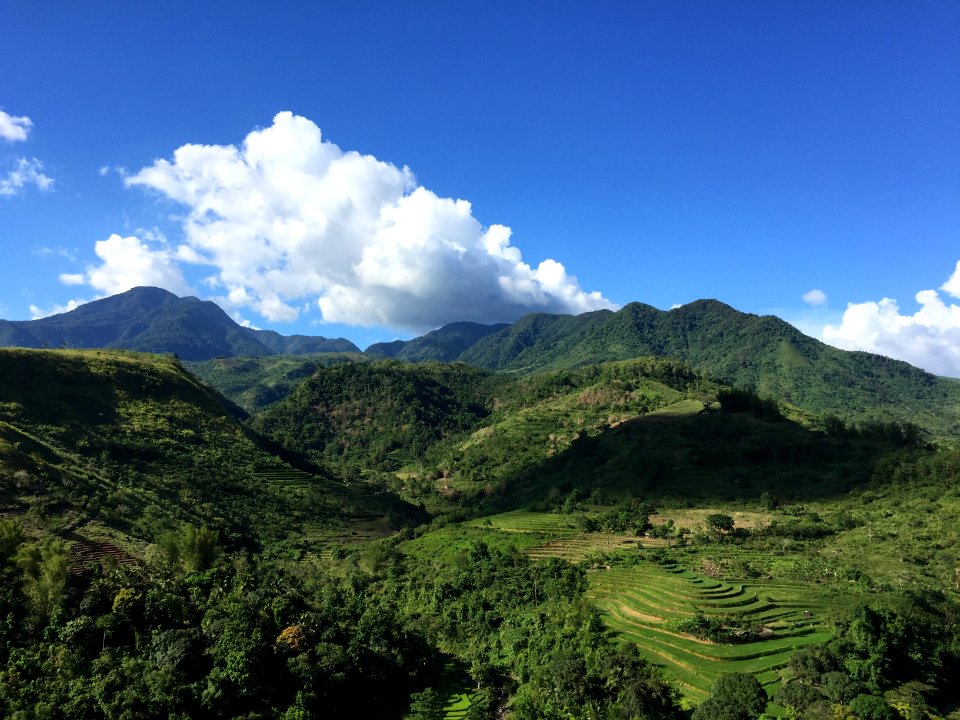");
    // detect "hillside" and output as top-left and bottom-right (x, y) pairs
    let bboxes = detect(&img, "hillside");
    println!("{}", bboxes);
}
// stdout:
(460, 301), (960, 438)
(250, 360), (510, 477)
(244, 353), (960, 714)
(245, 328), (360, 354)
(7, 288), (958, 439)
(2, 352), (958, 719)
(365, 321), (509, 362)
(0, 348), (418, 551)
(184, 352), (369, 414)
(0, 287), (360, 360)
(247, 356), (918, 513)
